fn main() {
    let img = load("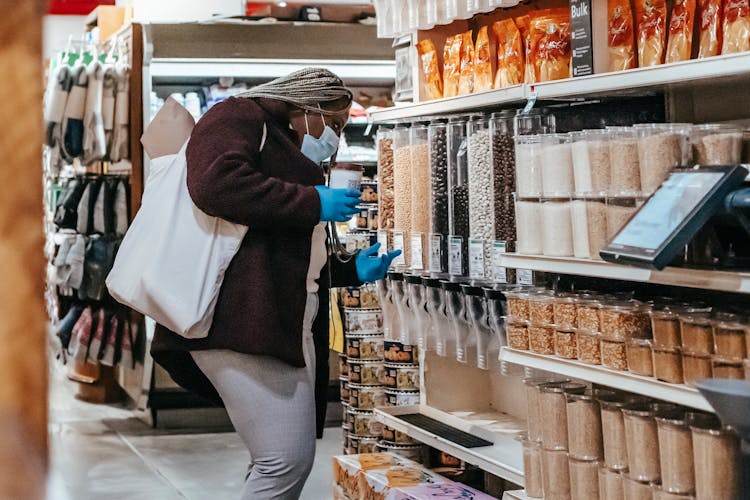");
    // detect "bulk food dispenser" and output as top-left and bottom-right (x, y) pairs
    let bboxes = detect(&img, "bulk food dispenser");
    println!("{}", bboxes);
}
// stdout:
(462, 284), (495, 369)
(377, 274), (397, 341)
(385, 272), (406, 345)
(425, 277), (452, 356)
(404, 274), (429, 349)
(441, 280), (469, 363)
